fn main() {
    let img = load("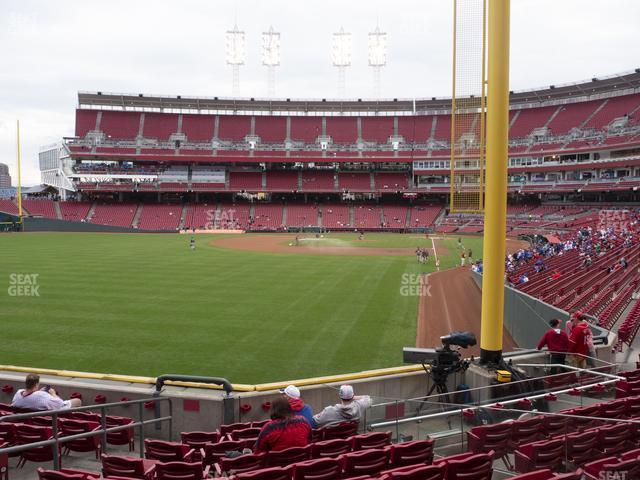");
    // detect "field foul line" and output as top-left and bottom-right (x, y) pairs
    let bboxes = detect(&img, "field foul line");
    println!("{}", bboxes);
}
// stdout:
(431, 237), (440, 271)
